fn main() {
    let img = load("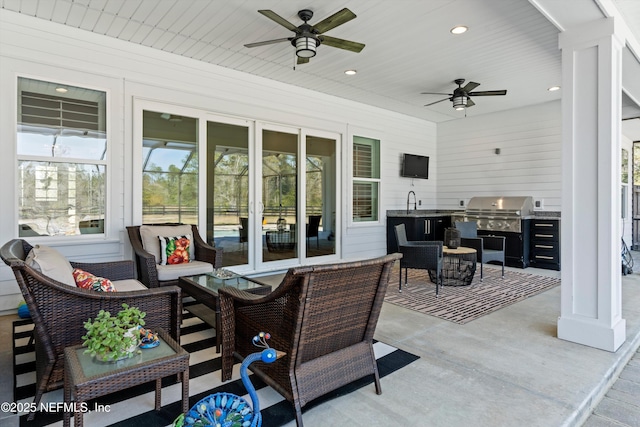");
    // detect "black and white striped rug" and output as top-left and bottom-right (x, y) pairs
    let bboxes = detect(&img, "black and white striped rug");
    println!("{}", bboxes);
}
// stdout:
(12, 309), (419, 427)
